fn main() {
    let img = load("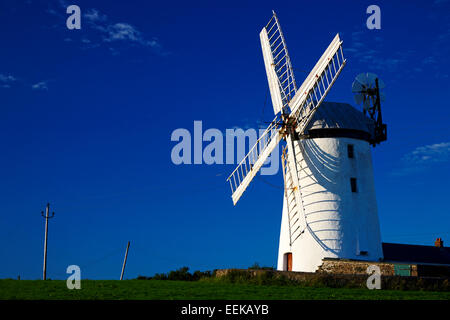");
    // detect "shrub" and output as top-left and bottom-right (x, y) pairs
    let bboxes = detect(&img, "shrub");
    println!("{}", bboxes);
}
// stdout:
(248, 262), (275, 270)
(152, 273), (168, 280)
(136, 267), (213, 281)
(168, 266), (191, 281)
